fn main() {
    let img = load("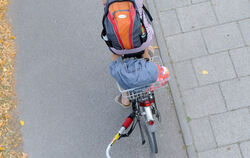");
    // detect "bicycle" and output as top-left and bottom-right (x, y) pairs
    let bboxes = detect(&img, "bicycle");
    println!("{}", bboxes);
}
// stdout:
(106, 56), (169, 158)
